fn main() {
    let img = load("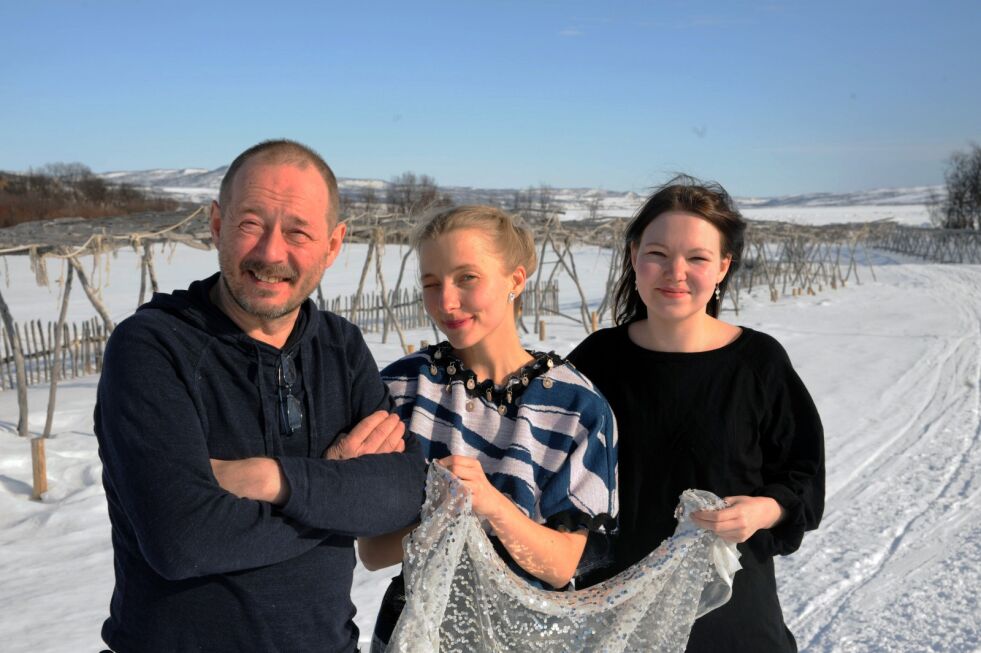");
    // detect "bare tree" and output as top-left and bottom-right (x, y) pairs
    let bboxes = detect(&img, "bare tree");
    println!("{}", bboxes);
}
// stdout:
(930, 143), (981, 230)
(586, 194), (602, 221)
(40, 162), (92, 184)
(360, 185), (379, 215)
(386, 172), (442, 217)
(535, 184), (556, 220)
